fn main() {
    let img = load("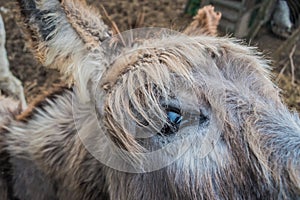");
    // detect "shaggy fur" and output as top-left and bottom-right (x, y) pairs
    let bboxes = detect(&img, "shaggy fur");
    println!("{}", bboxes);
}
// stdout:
(0, 96), (21, 200)
(0, 0), (299, 199)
